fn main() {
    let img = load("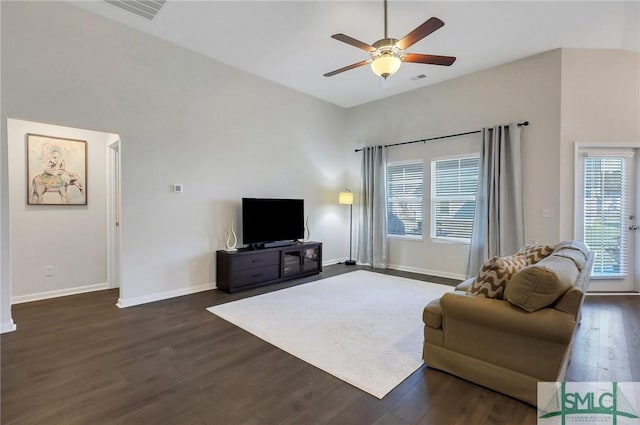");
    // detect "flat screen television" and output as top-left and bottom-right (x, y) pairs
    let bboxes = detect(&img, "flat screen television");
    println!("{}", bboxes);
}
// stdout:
(242, 197), (304, 245)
